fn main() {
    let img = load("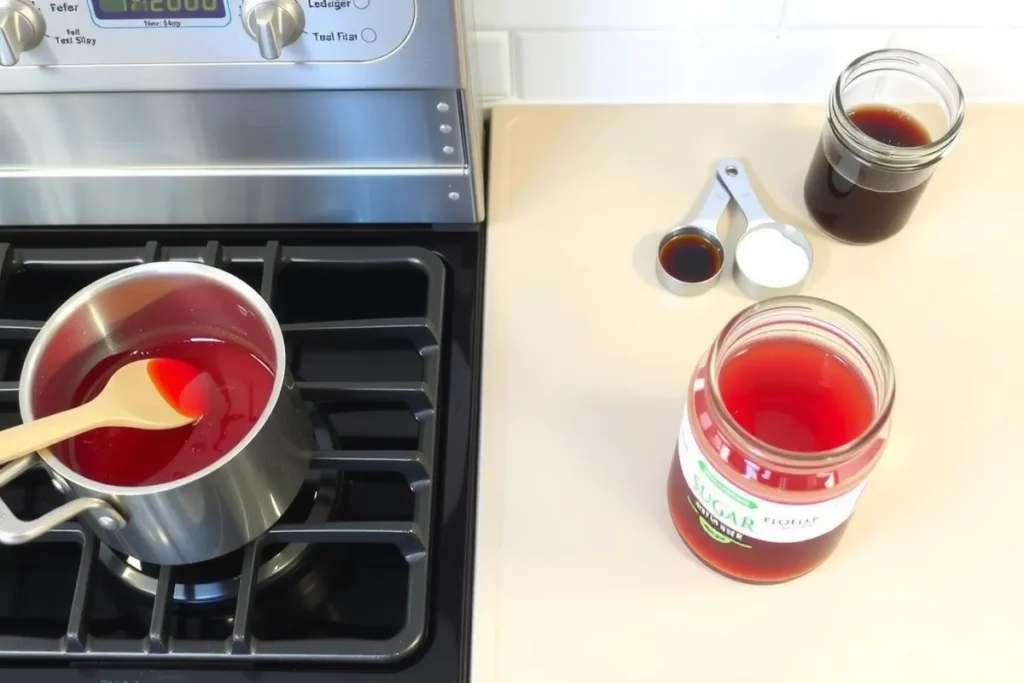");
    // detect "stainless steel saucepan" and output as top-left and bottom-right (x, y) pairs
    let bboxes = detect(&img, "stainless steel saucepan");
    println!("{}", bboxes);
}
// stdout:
(0, 261), (315, 565)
